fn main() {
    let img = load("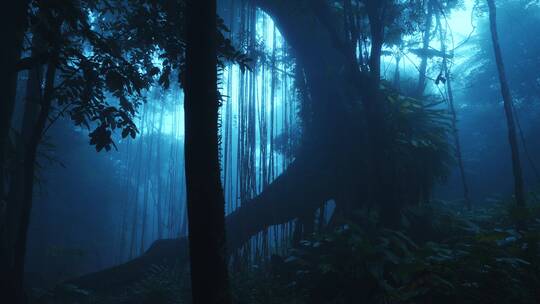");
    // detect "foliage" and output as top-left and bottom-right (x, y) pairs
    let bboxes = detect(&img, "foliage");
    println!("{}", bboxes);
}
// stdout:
(379, 85), (455, 205)
(26, 0), (152, 152)
(23, 0), (250, 152)
(31, 263), (191, 304)
(125, 263), (191, 304)
(385, 87), (454, 181)
(234, 200), (540, 304)
(331, 0), (464, 59)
